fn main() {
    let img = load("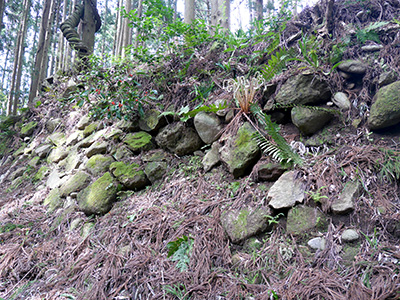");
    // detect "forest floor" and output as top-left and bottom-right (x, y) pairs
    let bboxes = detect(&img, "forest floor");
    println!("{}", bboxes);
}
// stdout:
(1, 0), (400, 299)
